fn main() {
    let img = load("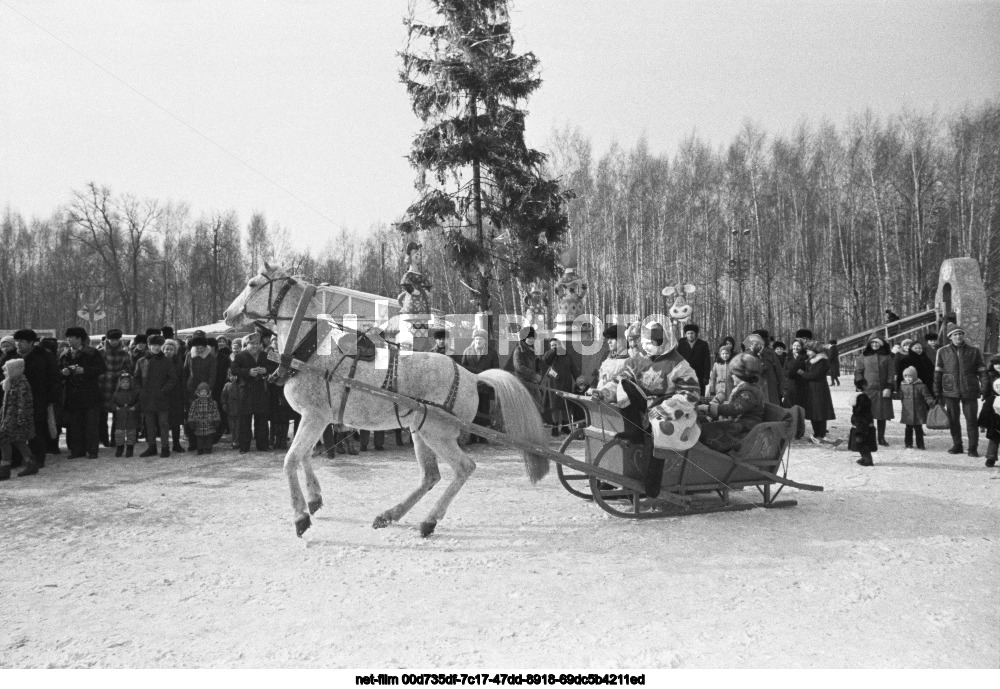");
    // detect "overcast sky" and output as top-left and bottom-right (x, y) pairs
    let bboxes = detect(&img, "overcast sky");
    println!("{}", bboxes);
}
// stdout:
(2, 0), (999, 248)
